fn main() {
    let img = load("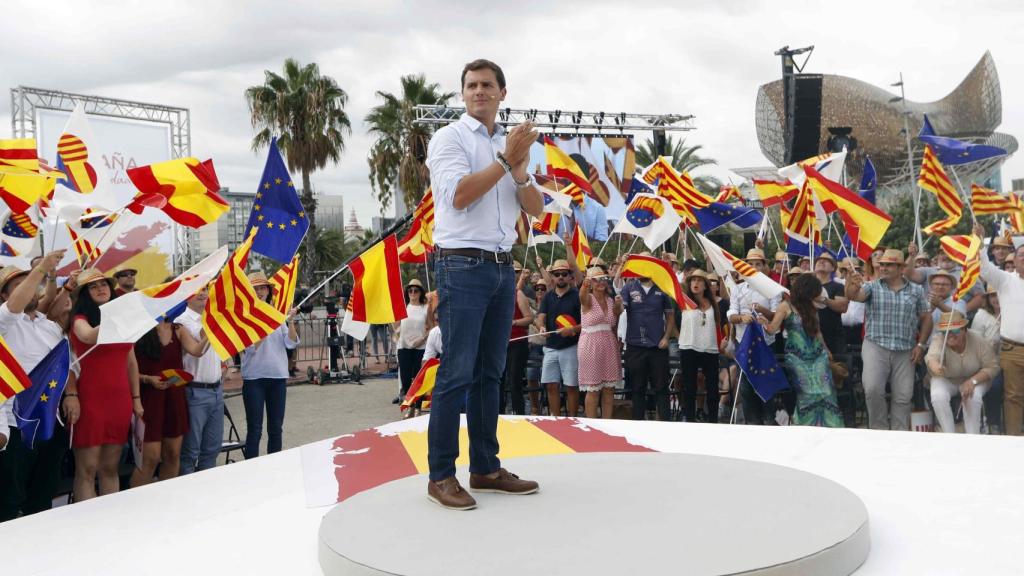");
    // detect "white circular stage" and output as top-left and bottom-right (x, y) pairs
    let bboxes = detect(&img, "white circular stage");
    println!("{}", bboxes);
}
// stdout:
(318, 452), (870, 576)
